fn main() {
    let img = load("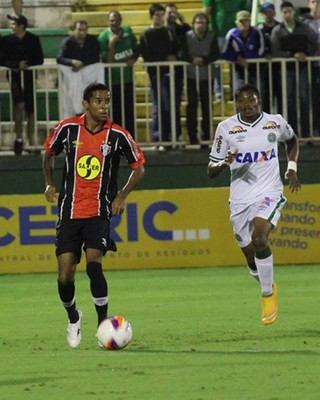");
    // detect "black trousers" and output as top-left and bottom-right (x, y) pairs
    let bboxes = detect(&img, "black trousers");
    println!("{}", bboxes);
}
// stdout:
(186, 78), (212, 143)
